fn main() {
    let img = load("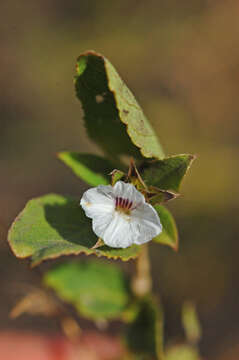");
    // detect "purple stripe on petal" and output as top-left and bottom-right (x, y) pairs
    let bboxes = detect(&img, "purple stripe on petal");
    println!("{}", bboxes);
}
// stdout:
(125, 198), (129, 208)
